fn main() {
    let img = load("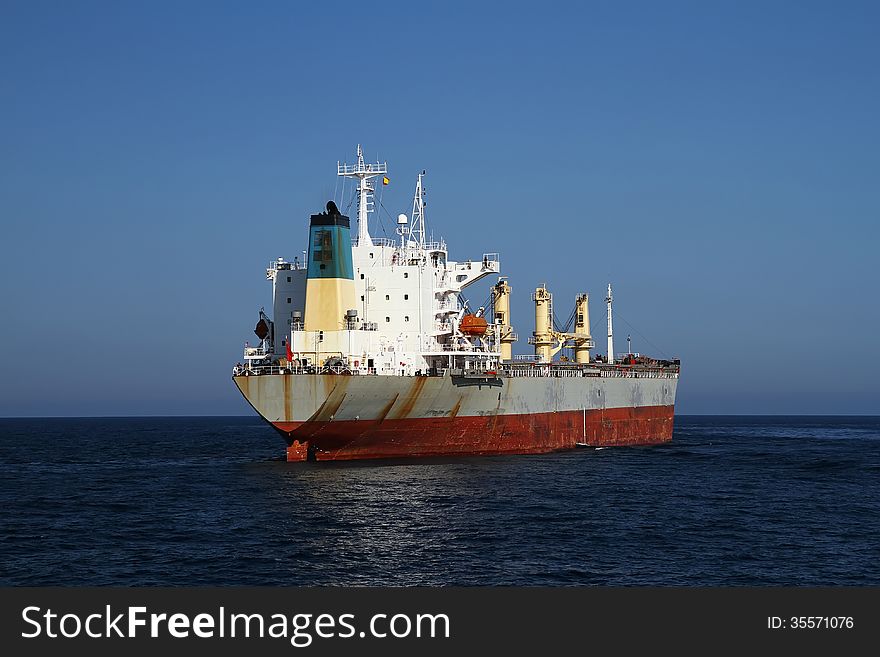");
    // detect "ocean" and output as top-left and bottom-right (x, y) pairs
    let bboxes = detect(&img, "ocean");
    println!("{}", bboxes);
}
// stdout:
(1, 416), (878, 586)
